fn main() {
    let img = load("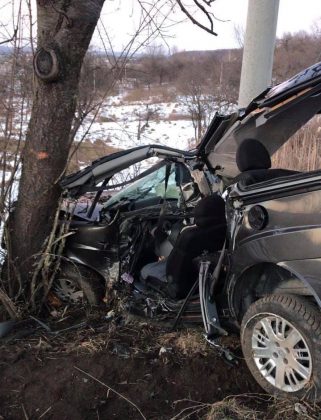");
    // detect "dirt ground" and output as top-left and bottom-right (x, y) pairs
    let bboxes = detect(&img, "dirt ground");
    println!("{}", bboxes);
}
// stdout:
(0, 310), (319, 420)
